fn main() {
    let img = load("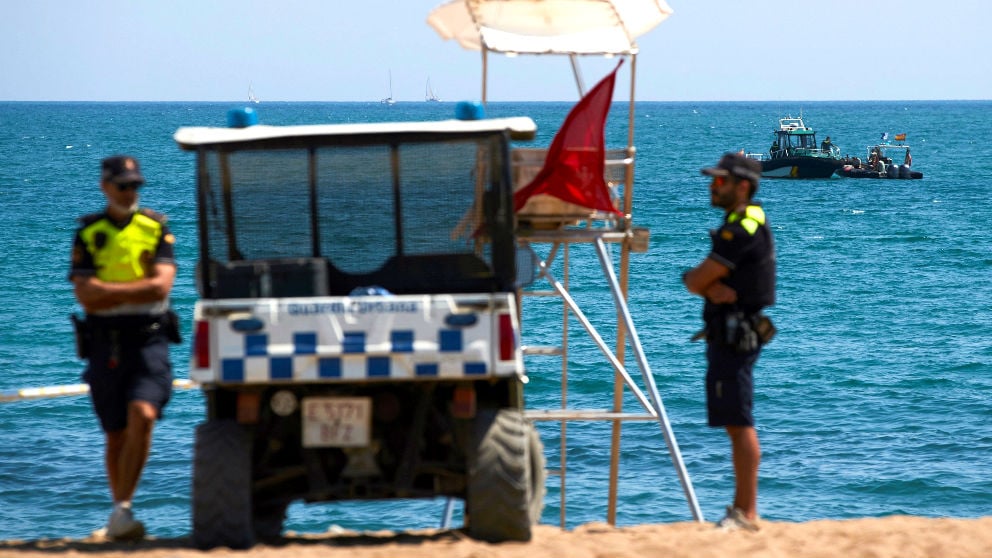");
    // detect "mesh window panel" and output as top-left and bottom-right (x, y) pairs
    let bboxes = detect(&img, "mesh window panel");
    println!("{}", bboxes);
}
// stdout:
(201, 136), (497, 276)
(202, 150), (313, 261)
